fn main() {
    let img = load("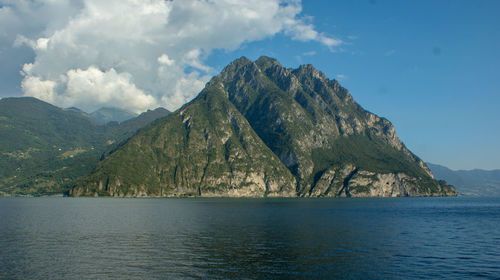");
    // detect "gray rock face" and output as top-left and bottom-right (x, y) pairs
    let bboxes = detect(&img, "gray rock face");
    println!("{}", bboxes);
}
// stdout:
(71, 56), (456, 197)
(214, 56), (442, 195)
(307, 166), (453, 198)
